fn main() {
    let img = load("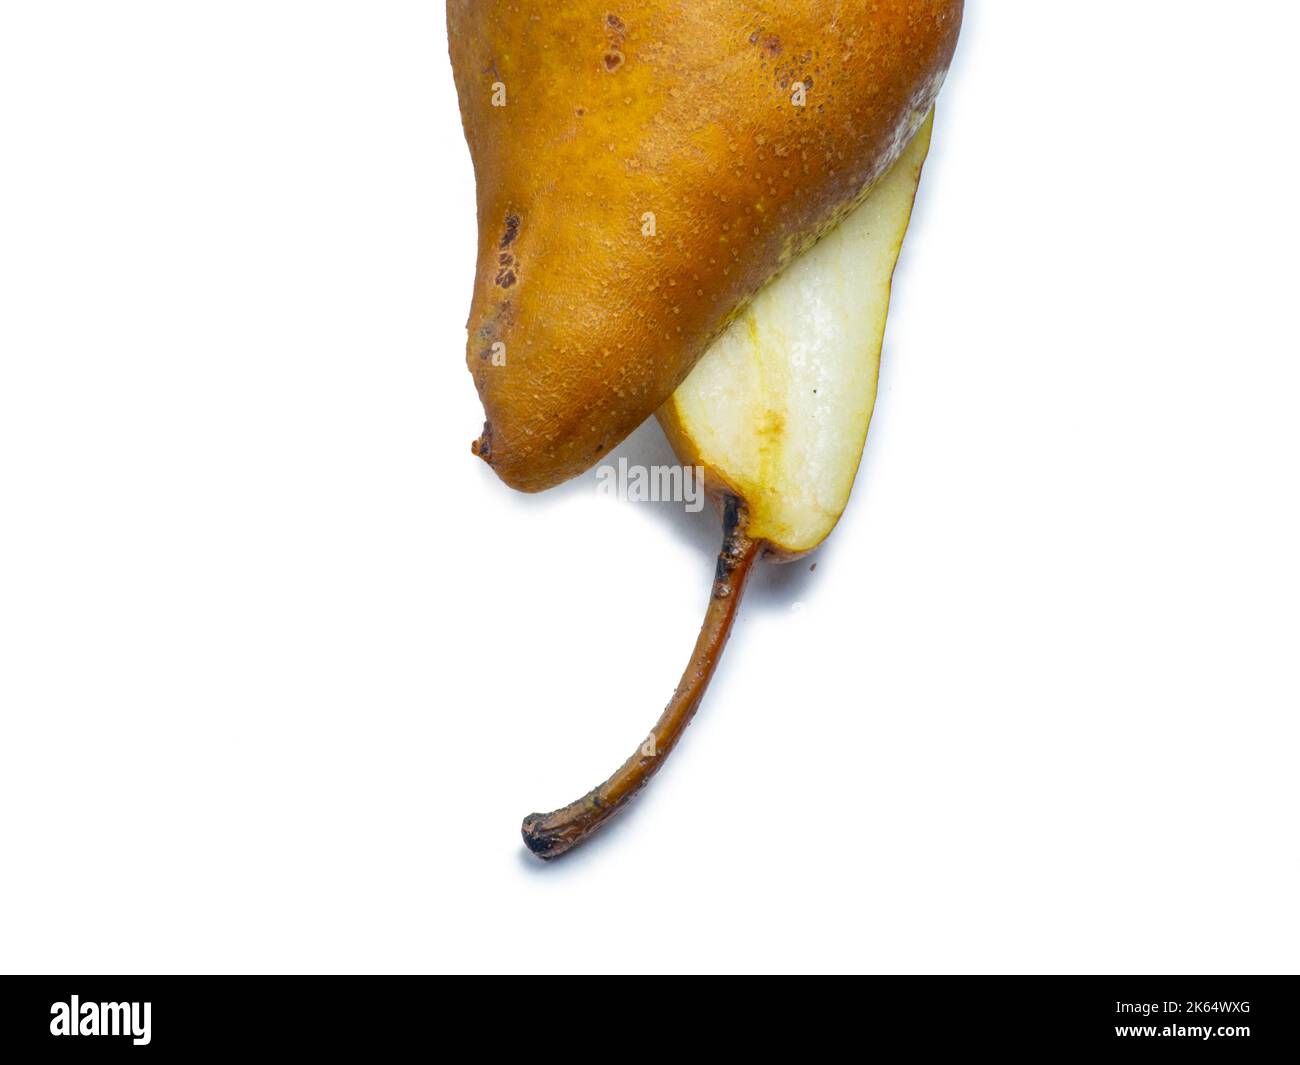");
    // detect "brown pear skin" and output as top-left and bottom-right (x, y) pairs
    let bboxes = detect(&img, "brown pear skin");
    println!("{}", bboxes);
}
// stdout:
(449, 0), (963, 492)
